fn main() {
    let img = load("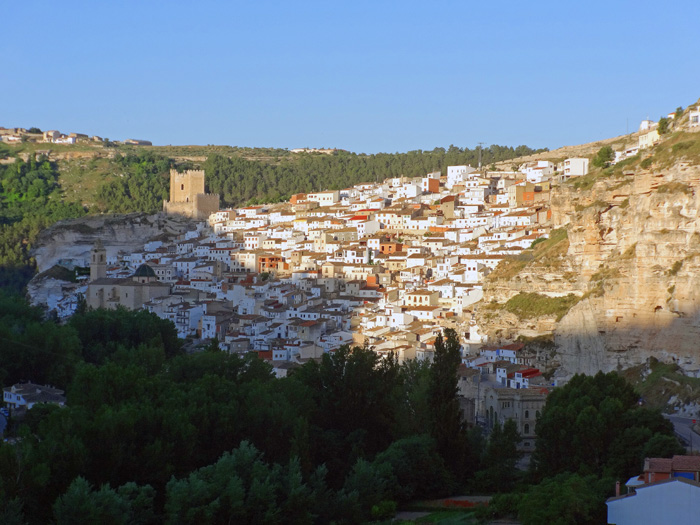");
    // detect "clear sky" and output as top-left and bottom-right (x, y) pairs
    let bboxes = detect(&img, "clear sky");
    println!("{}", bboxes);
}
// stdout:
(3, 1), (700, 153)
